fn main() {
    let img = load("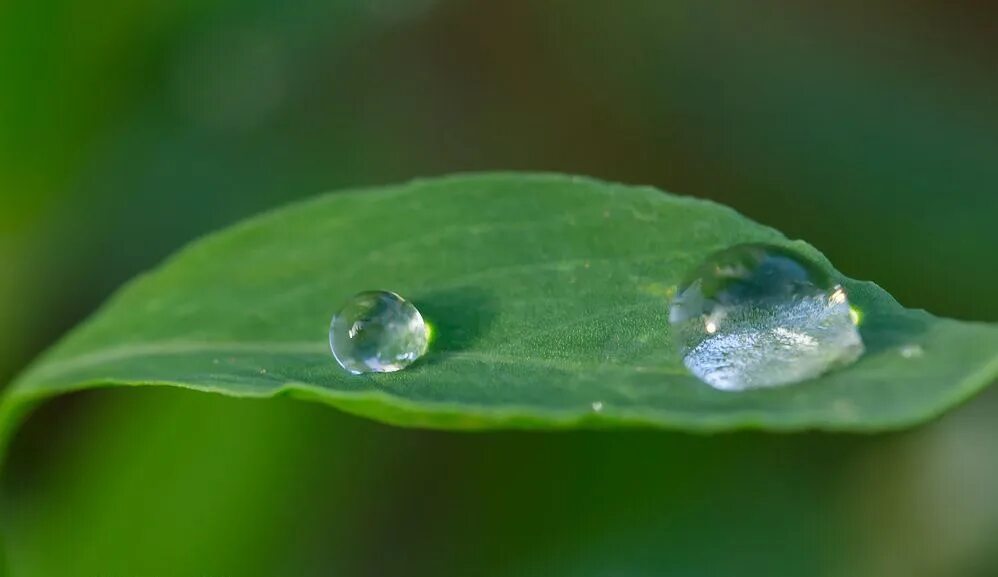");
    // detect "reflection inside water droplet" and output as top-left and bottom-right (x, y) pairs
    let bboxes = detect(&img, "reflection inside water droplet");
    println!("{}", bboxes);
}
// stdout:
(330, 291), (429, 374)
(669, 244), (865, 391)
